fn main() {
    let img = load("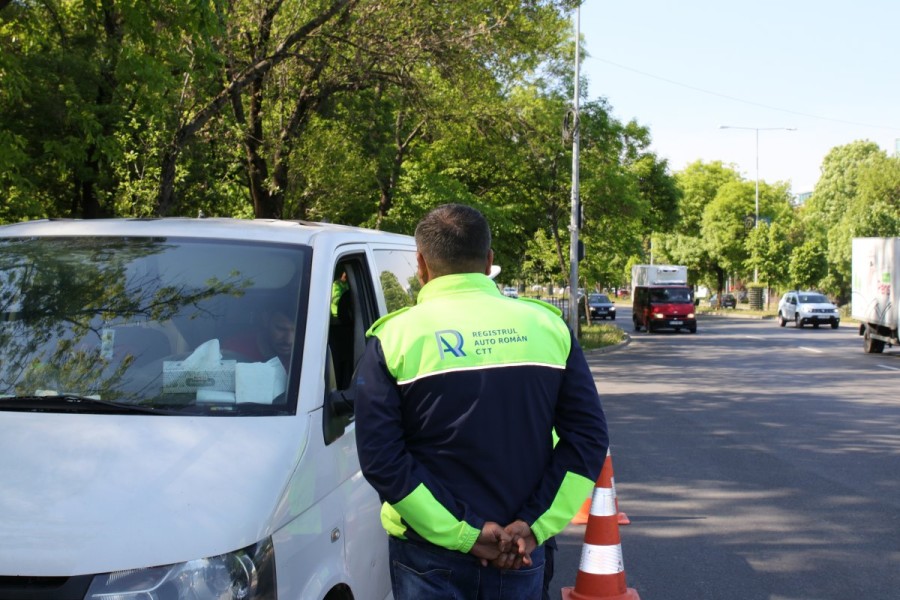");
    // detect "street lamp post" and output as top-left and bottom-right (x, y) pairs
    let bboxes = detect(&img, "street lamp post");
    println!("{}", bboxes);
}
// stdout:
(719, 125), (796, 282)
(568, 6), (581, 334)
